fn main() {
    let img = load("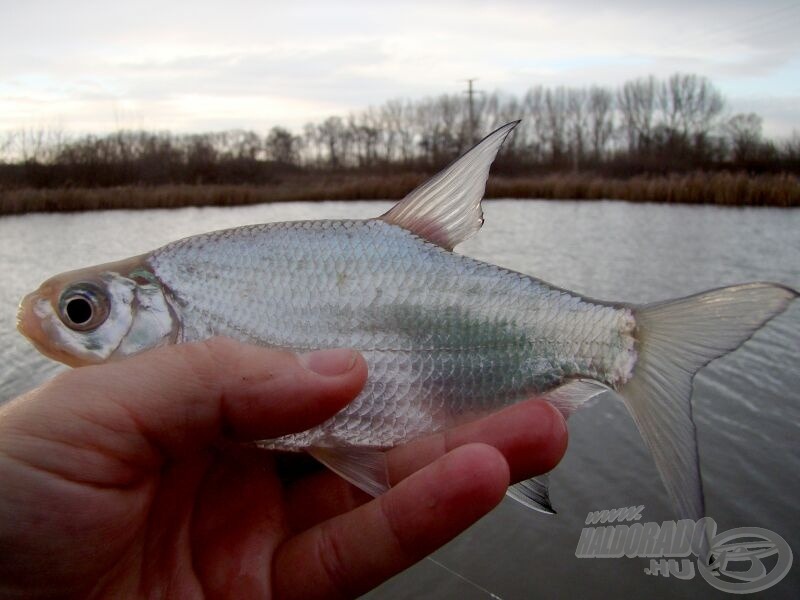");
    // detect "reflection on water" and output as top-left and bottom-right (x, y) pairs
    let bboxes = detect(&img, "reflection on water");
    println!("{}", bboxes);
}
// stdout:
(1, 200), (798, 599)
